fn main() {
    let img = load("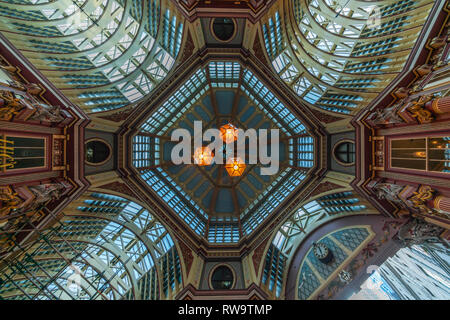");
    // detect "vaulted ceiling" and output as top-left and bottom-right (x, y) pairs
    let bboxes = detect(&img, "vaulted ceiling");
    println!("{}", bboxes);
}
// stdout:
(0, 0), (444, 301)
